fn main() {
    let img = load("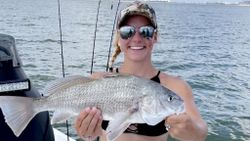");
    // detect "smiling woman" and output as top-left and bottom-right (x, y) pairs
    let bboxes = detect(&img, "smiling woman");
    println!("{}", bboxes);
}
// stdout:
(74, 1), (208, 141)
(1, 0), (249, 140)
